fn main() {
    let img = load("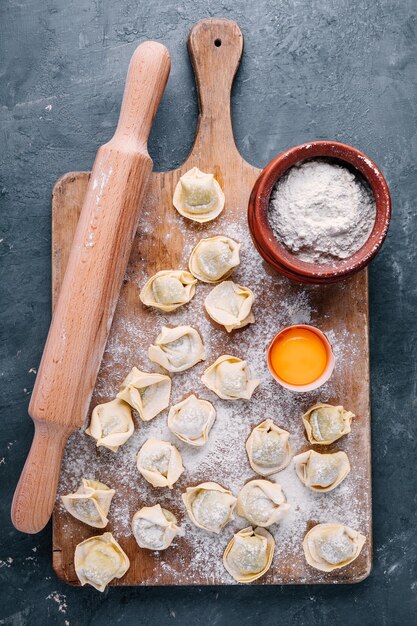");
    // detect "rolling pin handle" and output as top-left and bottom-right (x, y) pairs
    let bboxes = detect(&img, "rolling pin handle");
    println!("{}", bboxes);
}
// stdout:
(113, 41), (171, 148)
(11, 421), (73, 534)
